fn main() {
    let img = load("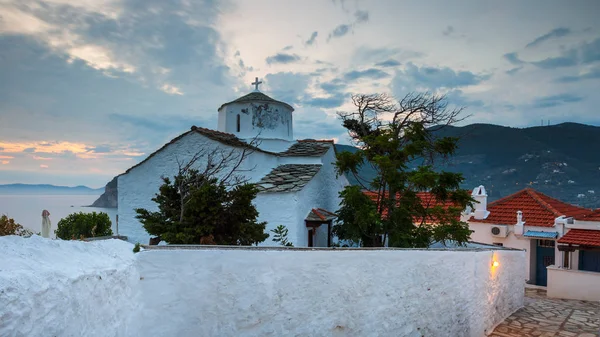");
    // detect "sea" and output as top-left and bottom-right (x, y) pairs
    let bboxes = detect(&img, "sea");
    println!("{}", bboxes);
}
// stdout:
(0, 194), (133, 242)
